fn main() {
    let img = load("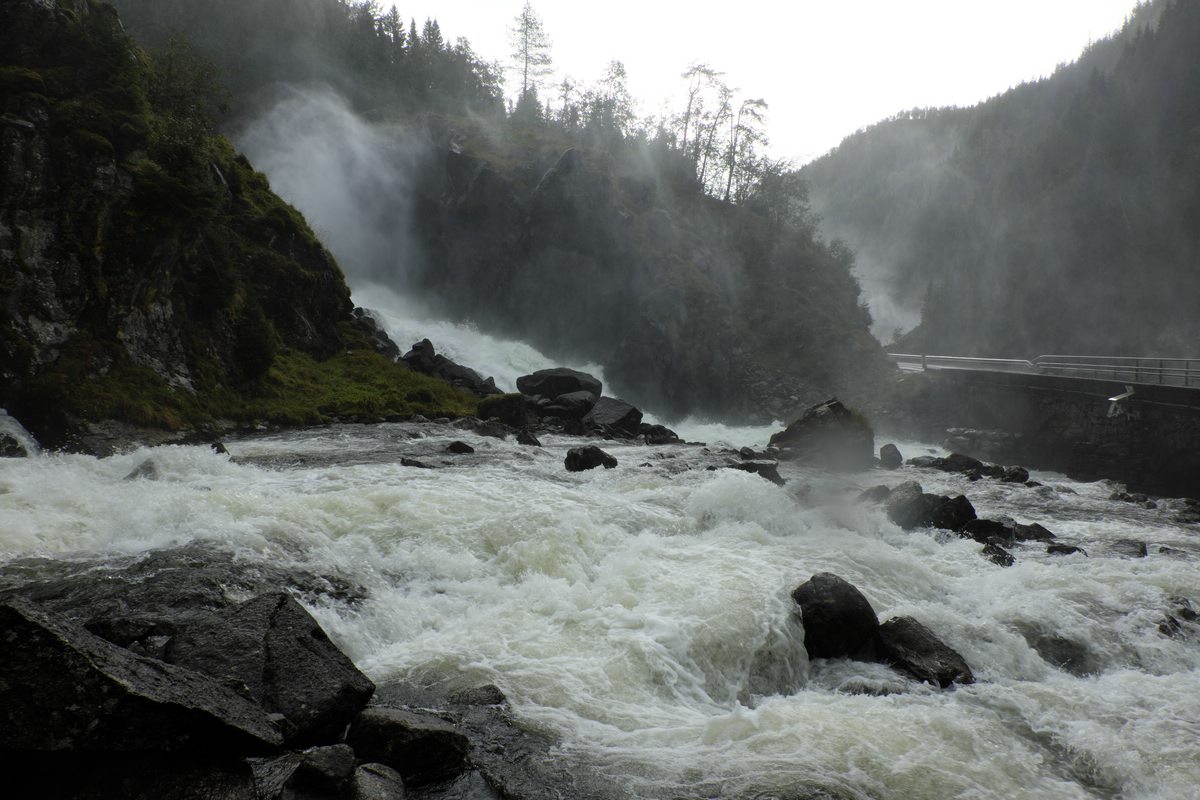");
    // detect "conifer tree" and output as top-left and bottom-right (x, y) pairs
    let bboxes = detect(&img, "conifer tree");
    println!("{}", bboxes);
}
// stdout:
(509, 1), (552, 106)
